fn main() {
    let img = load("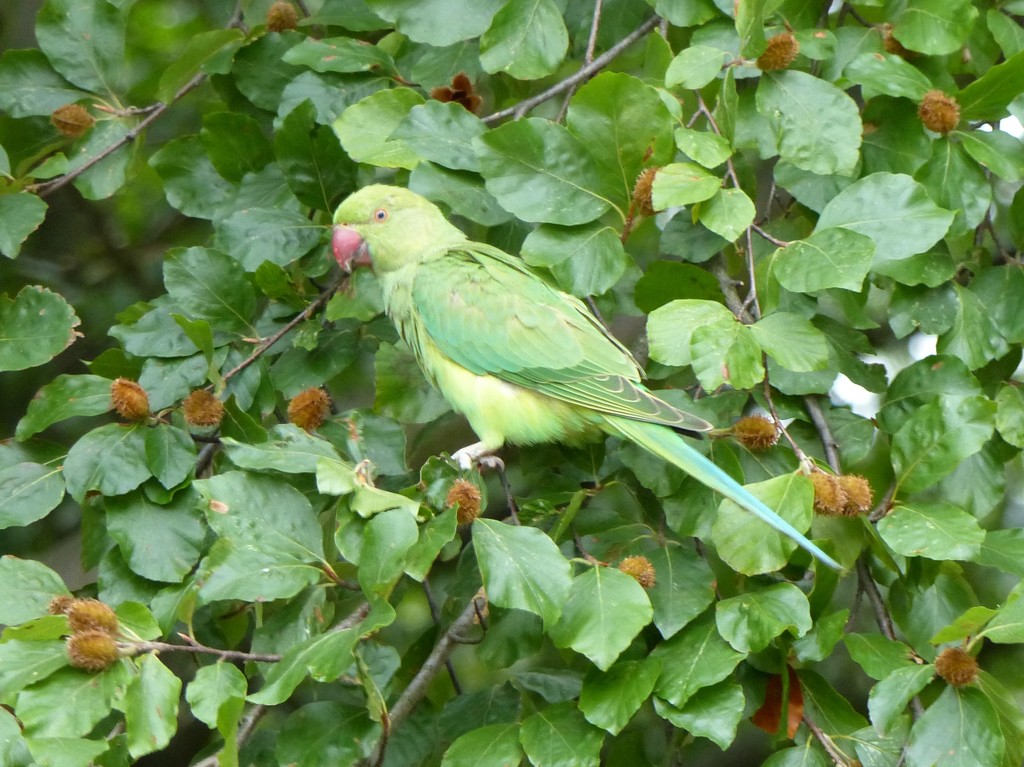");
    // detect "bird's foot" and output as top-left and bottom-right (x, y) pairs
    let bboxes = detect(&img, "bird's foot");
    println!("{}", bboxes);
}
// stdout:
(452, 442), (503, 472)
